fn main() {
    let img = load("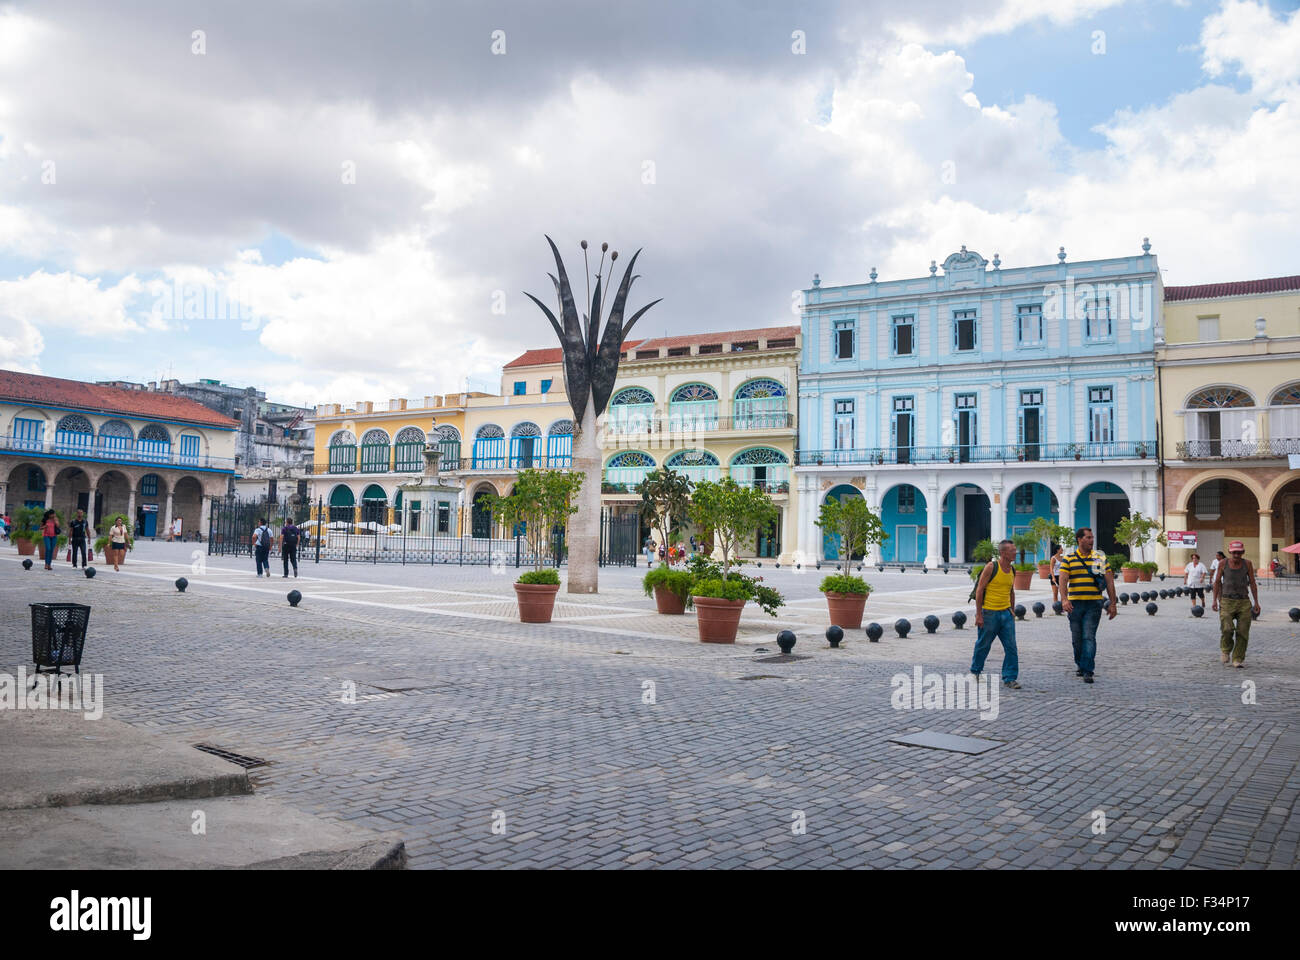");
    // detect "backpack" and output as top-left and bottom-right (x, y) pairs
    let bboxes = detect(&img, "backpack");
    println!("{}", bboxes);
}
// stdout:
(968, 560), (995, 603)
(282, 525), (299, 549)
(257, 526), (272, 547)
